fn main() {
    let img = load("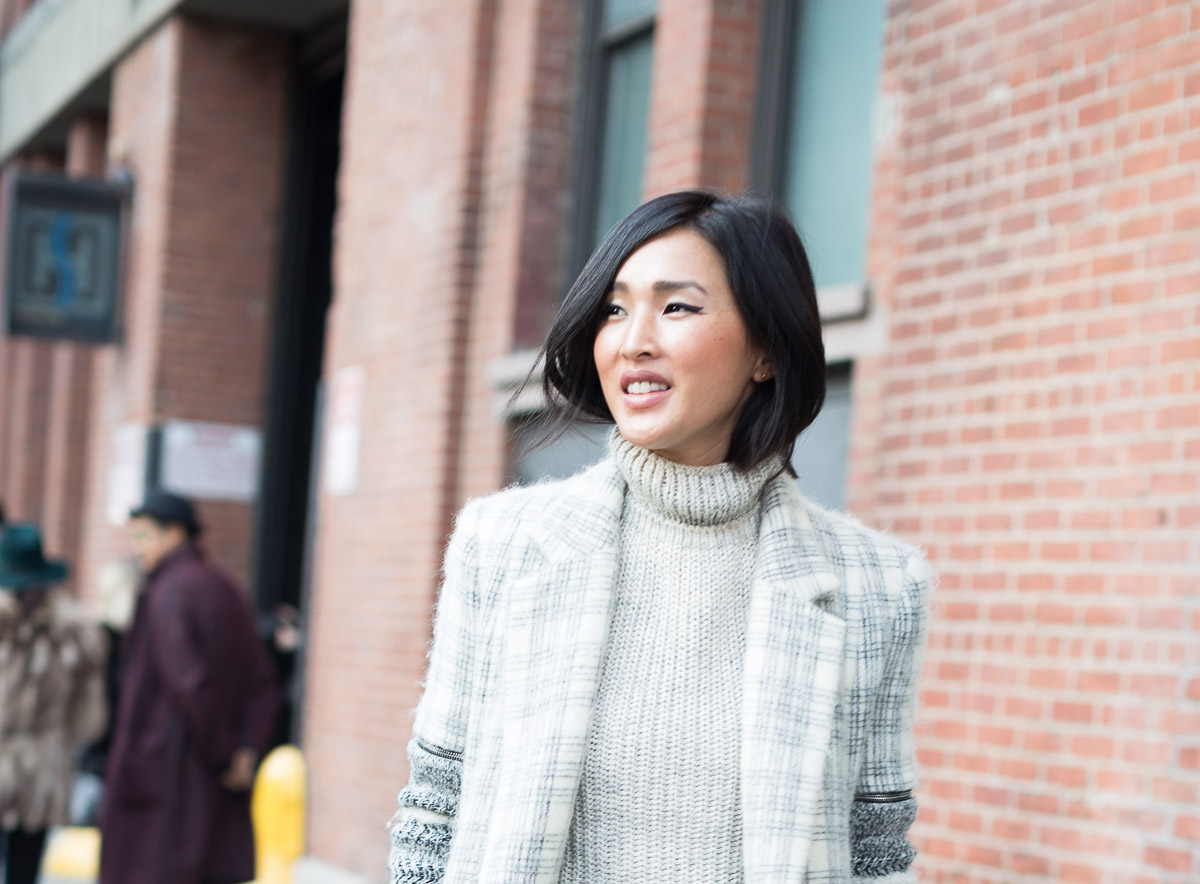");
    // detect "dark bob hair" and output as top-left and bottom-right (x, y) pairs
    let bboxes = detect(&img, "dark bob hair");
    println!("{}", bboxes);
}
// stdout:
(540, 189), (826, 471)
